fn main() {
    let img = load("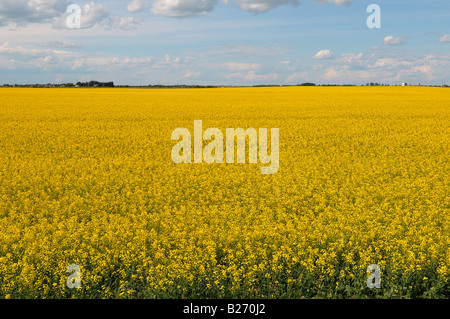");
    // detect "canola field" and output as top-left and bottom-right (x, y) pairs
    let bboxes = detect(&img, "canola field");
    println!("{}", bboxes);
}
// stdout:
(0, 87), (449, 299)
